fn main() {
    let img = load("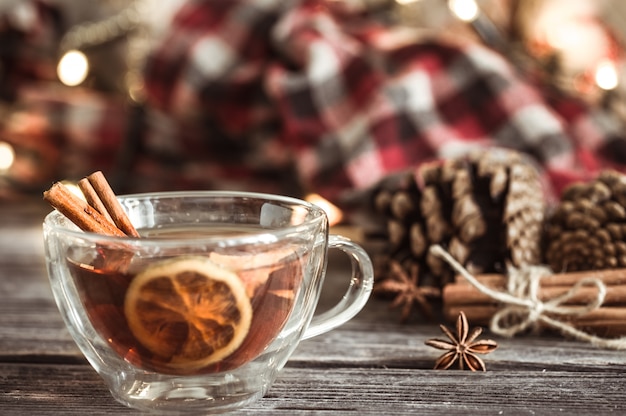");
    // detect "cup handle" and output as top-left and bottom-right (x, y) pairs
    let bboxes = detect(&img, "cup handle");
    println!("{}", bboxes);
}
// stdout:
(302, 235), (374, 339)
